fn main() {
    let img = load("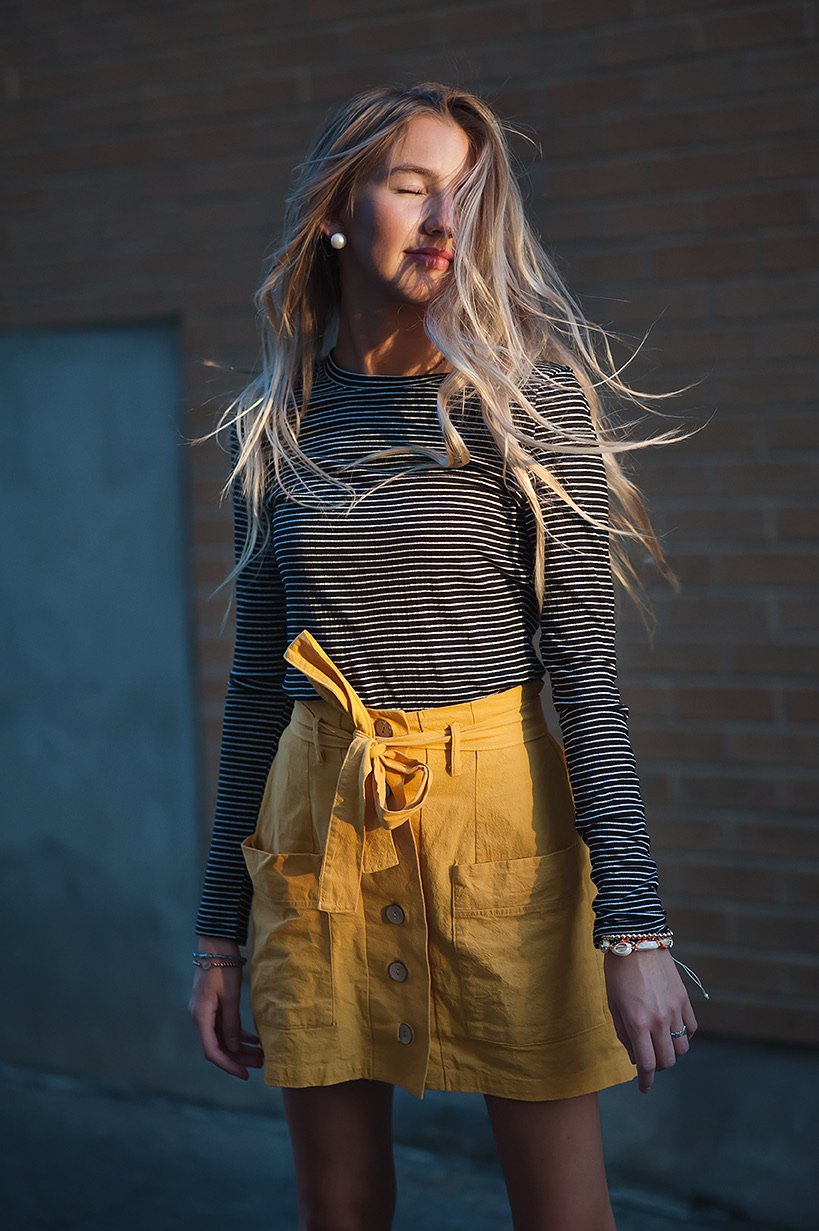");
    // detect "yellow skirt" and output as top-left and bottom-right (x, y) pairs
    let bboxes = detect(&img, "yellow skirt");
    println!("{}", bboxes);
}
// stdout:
(240, 629), (637, 1101)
